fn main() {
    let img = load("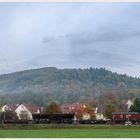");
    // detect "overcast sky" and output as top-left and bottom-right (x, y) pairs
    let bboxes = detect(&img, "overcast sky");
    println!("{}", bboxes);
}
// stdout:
(0, 3), (140, 77)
